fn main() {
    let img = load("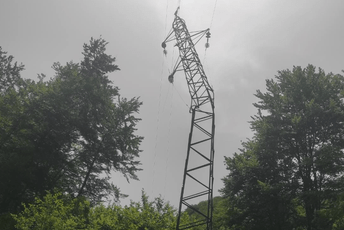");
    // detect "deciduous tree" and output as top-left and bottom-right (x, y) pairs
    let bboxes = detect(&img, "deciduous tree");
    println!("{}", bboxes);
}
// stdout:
(221, 65), (344, 230)
(0, 38), (143, 218)
(13, 190), (189, 230)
